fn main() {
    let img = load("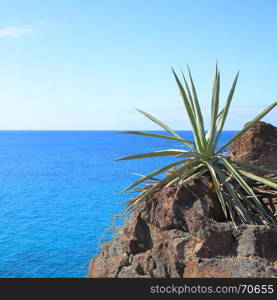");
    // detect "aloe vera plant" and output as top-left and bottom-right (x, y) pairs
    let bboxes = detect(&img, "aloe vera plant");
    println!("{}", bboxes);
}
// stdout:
(116, 66), (277, 227)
